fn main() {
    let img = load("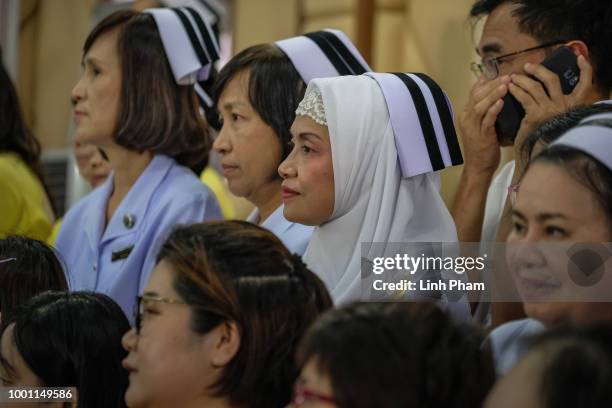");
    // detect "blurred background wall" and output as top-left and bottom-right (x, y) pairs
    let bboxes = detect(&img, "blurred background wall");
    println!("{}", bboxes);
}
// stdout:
(9, 0), (513, 215)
